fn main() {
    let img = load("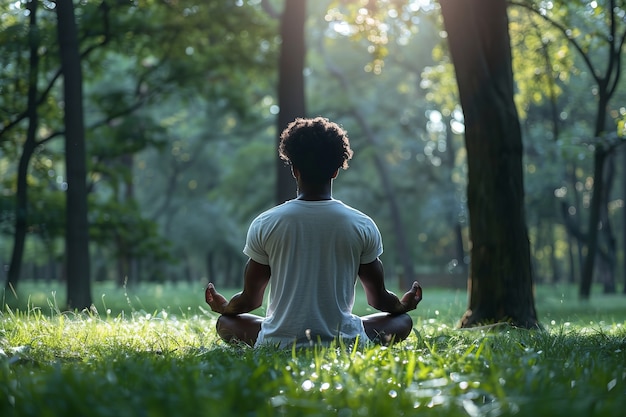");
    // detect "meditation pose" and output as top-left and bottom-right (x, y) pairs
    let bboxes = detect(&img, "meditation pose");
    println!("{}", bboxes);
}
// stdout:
(205, 117), (422, 348)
